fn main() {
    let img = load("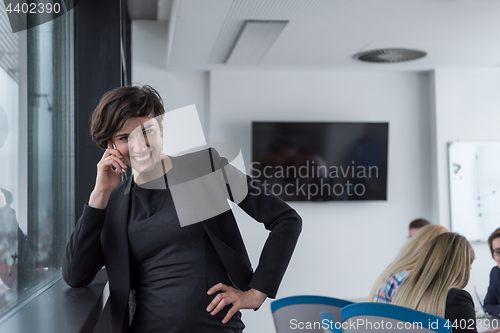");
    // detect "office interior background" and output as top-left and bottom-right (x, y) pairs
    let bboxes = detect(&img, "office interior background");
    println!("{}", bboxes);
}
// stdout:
(1, 0), (500, 332)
